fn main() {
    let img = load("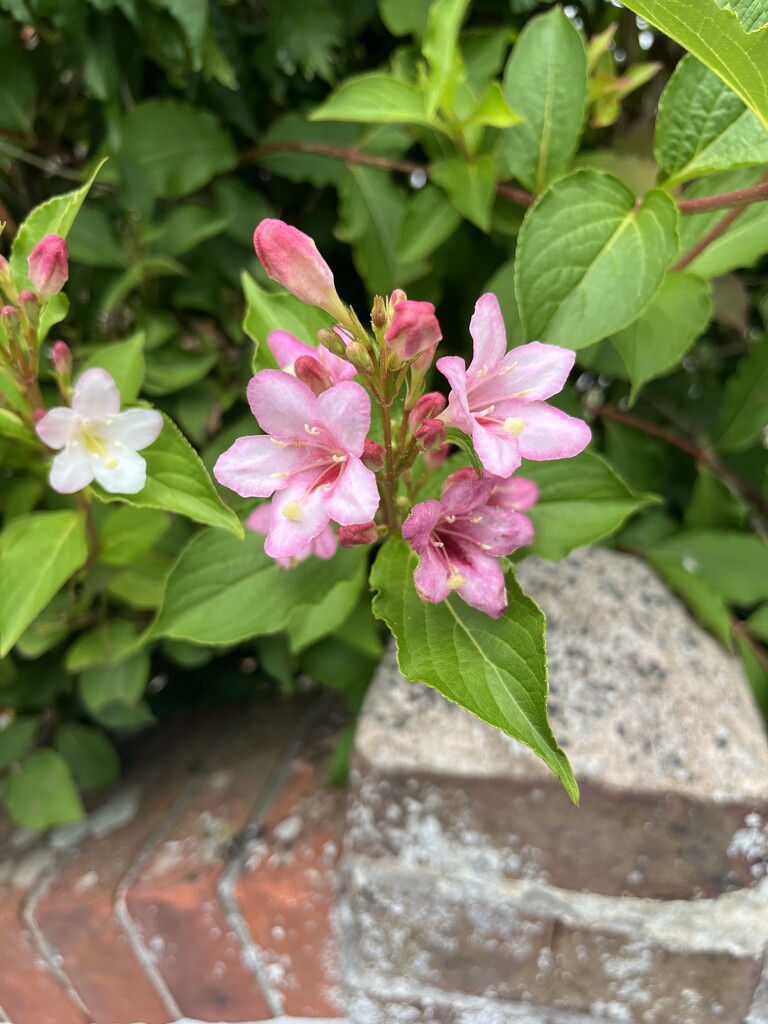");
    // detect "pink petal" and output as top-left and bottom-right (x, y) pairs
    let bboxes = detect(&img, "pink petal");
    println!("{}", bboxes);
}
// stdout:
(413, 547), (452, 604)
(246, 504), (271, 536)
(488, 475), (538, 512)
(436, 356), (472, 428)
(49, 444), (94, 494)
(312, 525), (338, 560)
(72, 368), (121, 418)
(267, 330), (312, 371)
(504, 342), (576, 402)
(455, 553), (507, 618)
(92, 447), (147, 494)
(314, 381), (370, 456)
(323, 457), (380, 525)
(107, 408), (163, 451)
(472, 420), (522, 478)
(35, 407), (79, 449)
(265, 484), (330, 559)
(318, 345), (357, 383)
(509, 401), (591, 461)
(247, 370), (316, 439)
(468, 293), (507, 373)
(214, 435), (307, 498)
(402, 499), (443, 554)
